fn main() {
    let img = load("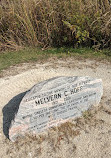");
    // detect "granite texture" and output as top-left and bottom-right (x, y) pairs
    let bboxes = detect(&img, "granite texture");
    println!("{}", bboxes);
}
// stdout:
(9, 76), (103, 141)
